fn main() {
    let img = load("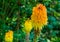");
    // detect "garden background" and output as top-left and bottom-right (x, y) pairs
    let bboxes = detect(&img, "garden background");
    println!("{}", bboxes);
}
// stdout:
(0, 0), (60, 42)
